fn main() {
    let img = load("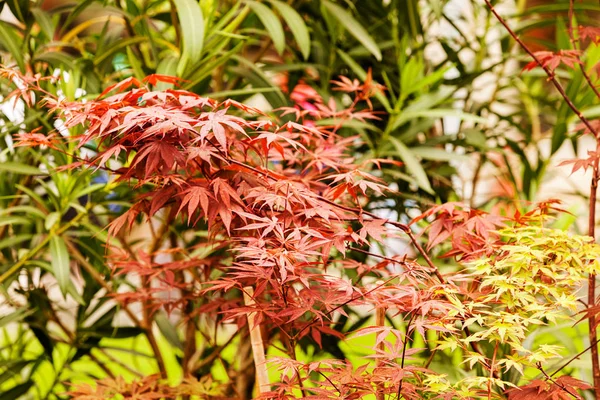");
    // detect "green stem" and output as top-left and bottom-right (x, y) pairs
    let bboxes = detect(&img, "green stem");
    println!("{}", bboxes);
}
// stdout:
(0, 211), (87, 284)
